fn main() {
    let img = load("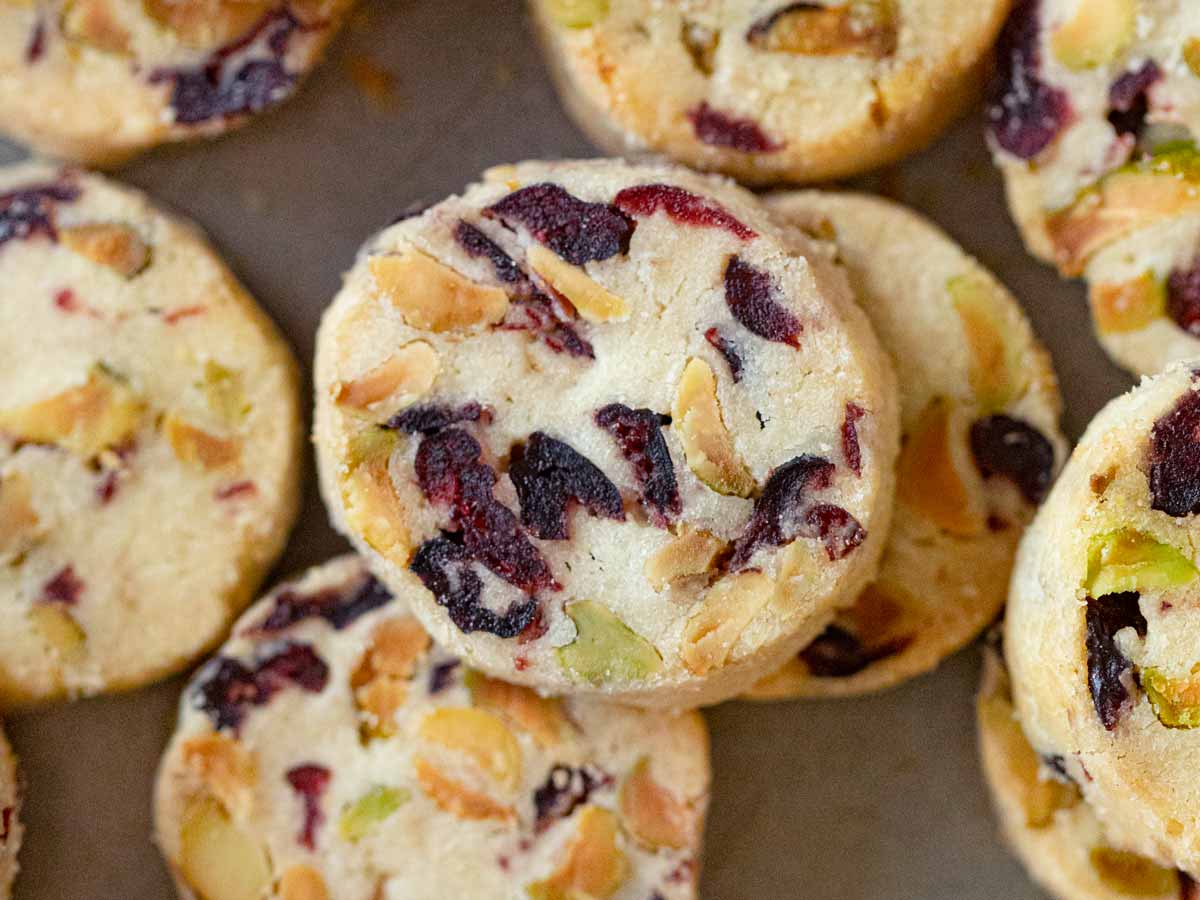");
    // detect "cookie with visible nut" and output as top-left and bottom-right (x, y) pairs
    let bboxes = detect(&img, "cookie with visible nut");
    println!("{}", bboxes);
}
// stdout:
(748, 192), (1066, 699)
(314, 158), (900, 708)
(0, 162), (302, 706)
(0, 0), (355, 166)
(0, 725), (19, 900)
(154, 555), (711, 900)
(529, 0), (1011, 185)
